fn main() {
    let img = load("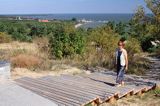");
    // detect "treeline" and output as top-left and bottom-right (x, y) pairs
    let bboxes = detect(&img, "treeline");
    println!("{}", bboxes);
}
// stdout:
(0, 20), (77, 42)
